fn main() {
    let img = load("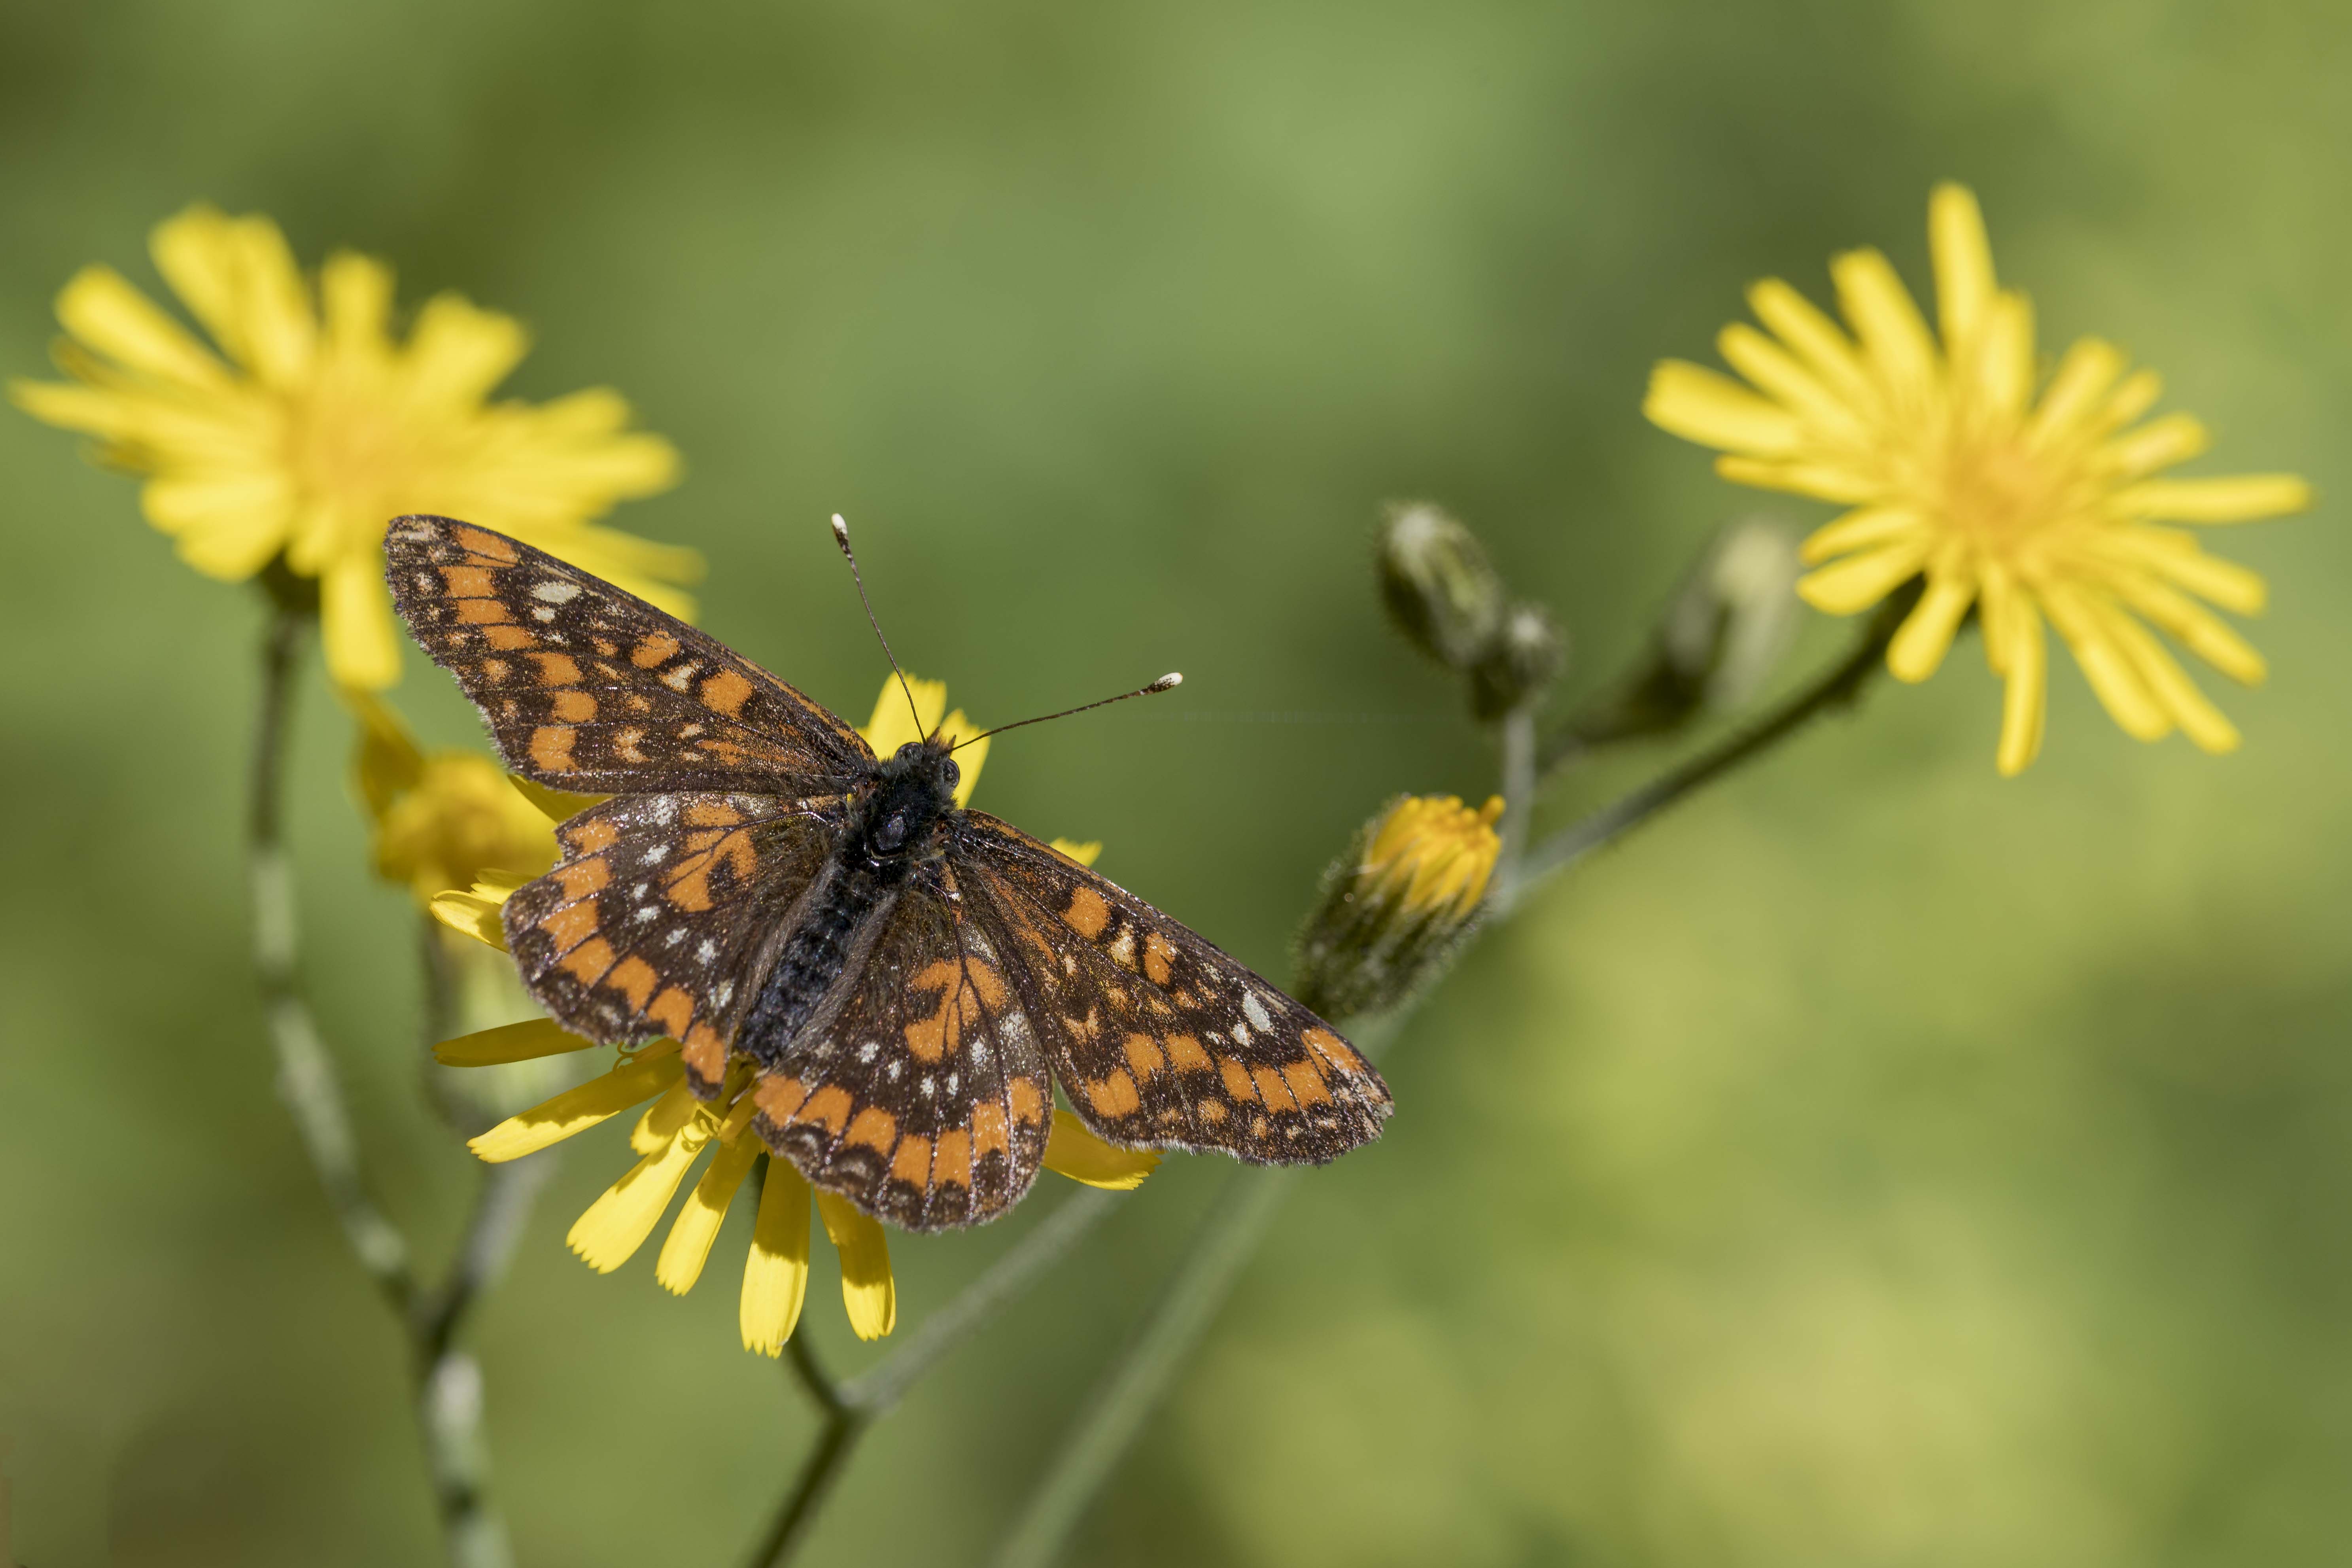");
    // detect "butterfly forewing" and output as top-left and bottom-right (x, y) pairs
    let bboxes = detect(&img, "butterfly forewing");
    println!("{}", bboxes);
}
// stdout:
(953, 813), (1392, 1164)
(384, 514), (872, 794)
(745, 880), (1055, 1231)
